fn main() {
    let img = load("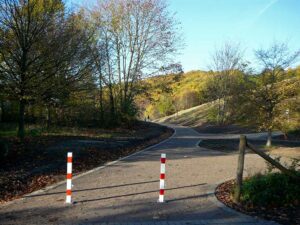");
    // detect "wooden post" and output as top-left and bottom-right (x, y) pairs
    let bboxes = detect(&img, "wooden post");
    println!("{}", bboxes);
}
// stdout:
(234, 135), (246, 203)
